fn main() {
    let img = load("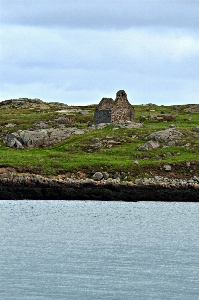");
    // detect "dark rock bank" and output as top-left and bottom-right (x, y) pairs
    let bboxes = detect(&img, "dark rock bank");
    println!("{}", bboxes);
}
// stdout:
(0, 173), (198, 201)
